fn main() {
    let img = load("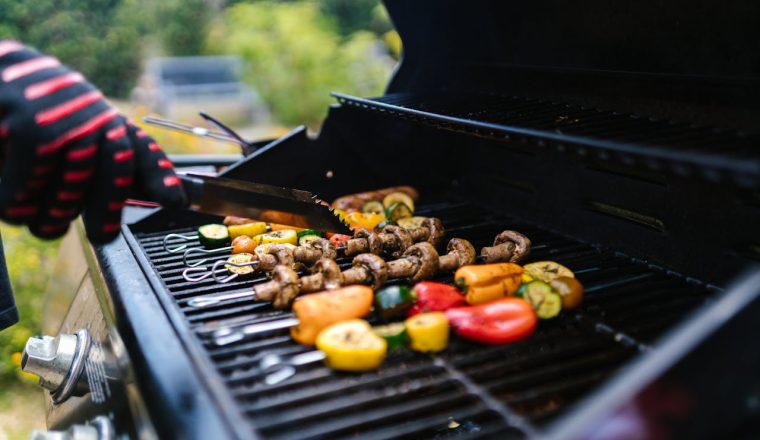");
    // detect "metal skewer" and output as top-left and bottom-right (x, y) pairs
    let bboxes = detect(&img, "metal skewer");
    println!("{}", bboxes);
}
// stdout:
(213, 317), (300, 346)
(187, 289), (256, 308)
